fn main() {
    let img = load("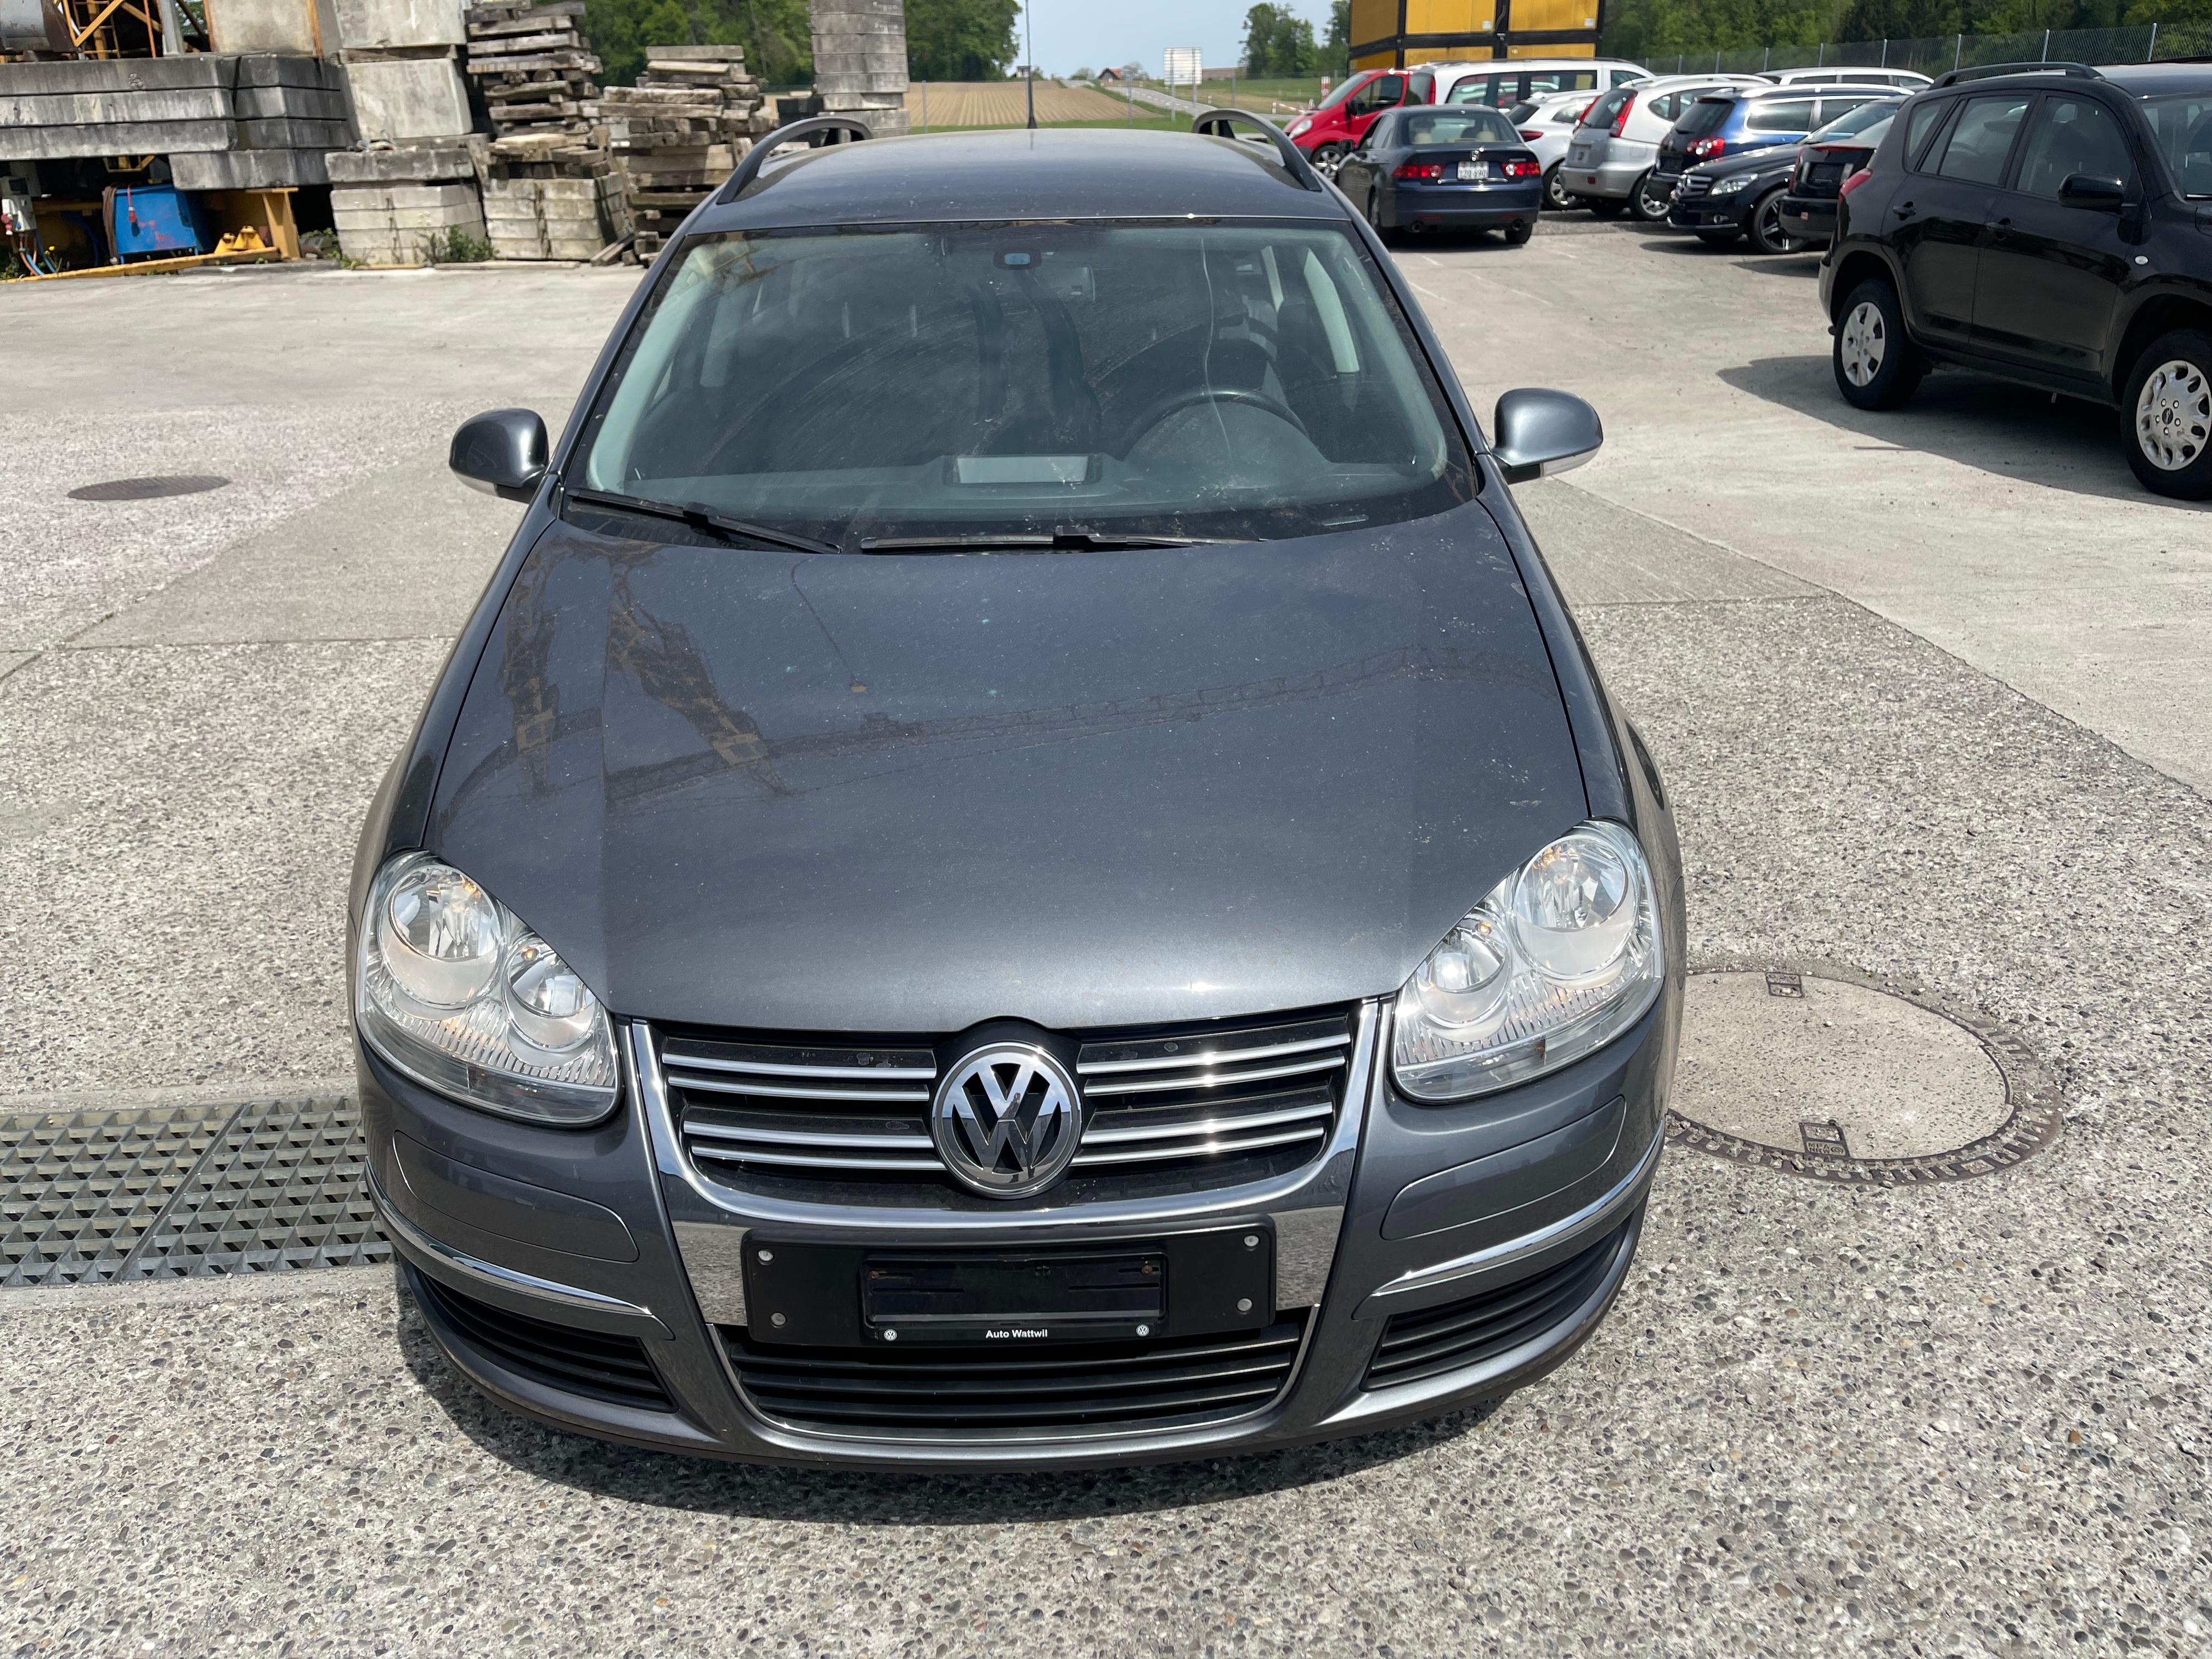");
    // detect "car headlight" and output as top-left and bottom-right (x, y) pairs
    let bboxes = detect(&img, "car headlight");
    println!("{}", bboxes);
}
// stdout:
(356, 851), (619, 1124)
(1392, 820), (1663, 1102)
(1288, 116), (1311, 137)
(1713, 173), (1756, 194)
